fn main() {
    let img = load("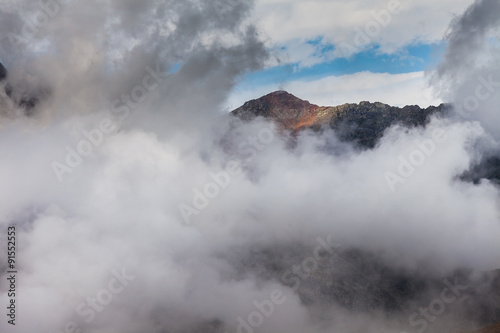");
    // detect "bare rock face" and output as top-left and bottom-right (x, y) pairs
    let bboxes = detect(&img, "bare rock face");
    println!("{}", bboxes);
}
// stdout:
(232, 90), (323, 130)
(231, 90), (500, 184)
(232, 90), (449, 148)
(231, 91), (500, 332)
